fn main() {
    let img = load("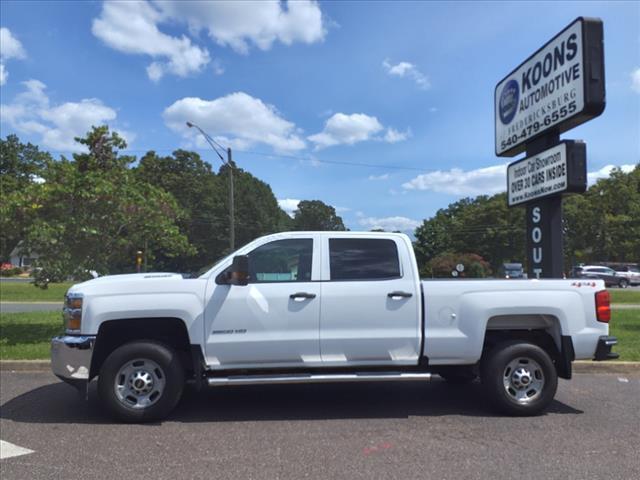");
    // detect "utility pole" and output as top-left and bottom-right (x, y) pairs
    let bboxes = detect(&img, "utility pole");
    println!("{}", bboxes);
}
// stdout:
(227, 148), (235, 250)
(186, 121), (235, 251)
(143, 237), (148, 272)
